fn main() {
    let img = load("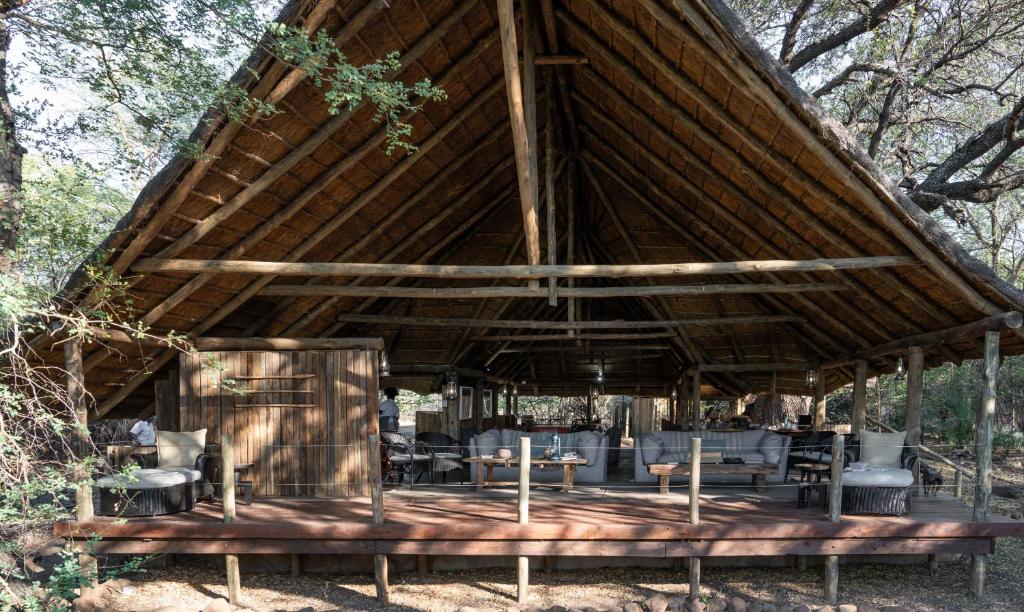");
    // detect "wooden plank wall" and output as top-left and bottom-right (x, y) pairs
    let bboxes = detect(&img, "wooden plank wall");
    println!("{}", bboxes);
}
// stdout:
(179, 349), (378, 497)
